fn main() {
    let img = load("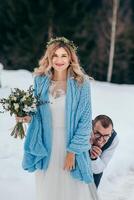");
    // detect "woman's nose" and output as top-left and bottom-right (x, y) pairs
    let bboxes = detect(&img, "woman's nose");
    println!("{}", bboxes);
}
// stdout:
(56, 57), (62, 61)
